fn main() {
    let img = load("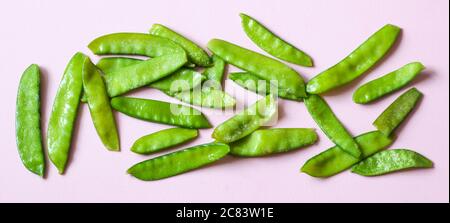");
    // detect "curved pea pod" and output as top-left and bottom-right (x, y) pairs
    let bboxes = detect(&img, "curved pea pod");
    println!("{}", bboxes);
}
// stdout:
(212, 94), (277, 143)
(307, 24), (401, 94)
(96, 57), (142, 74)
(351, 149), (433, 176)
(149, 24), (211, 67)
(131, 128), (198, 155)
(82, 55), (120, 151)
(48, 53), (85, 174)
(150, 68), (205, 93)
(301, 131), (393, 178)
(229, 128), (318, 157)
(229, 72), (276, 96)
(240, 13), (313, 67)
(207, 39), (307, 100)
(16, 64), (45, 176)
(203, 55), (226, 84)
(304, 95), (361, 158)
(127, 142), (230, 181)
(111, 96), (211, 129)
(373, 88), (422, 136)
(353, 62), (425, 104)
(165, 88), (236, 109)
